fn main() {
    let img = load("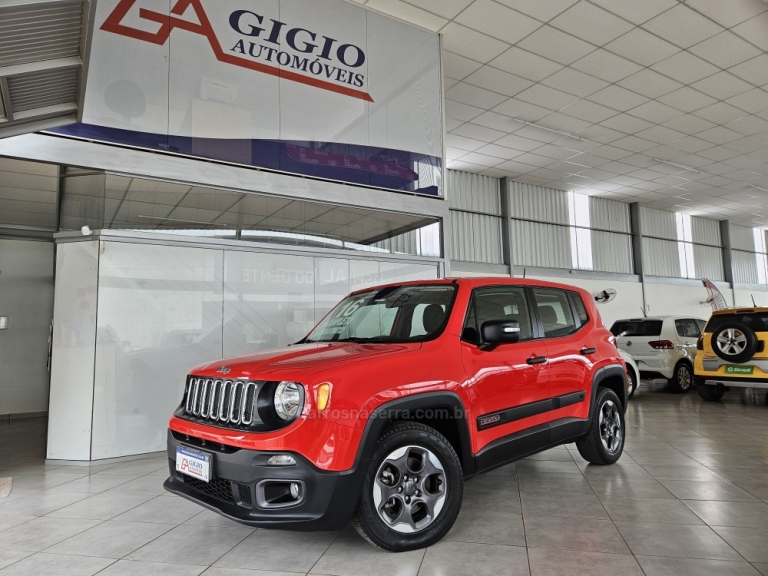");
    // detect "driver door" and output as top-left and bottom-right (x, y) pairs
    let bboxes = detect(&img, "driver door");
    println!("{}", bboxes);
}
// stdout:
(460, 285), (550, 453)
